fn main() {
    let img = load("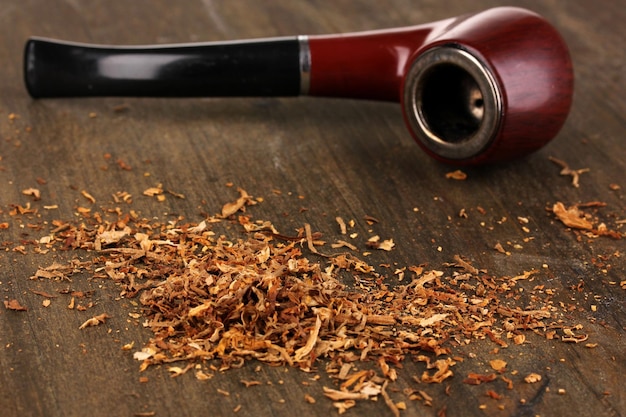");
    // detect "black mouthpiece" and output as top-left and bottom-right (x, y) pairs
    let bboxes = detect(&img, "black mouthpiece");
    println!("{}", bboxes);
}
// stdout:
(24, 37), (303, 98)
